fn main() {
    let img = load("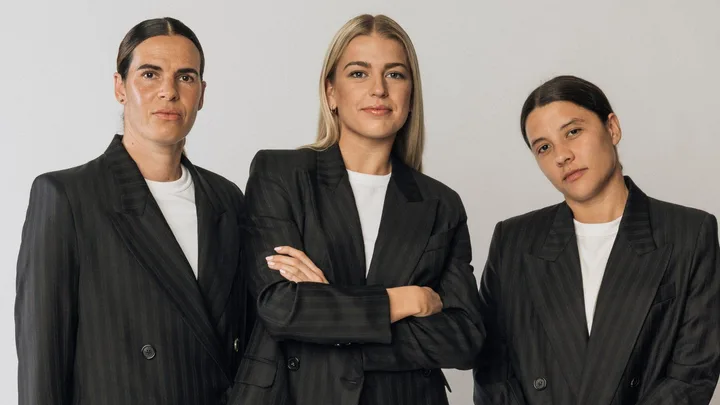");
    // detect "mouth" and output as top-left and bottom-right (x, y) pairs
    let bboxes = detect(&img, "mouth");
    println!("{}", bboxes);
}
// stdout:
(563, 168), (587, 183)
(152, 109), (183, 121)
(361, 106), (393, 116)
